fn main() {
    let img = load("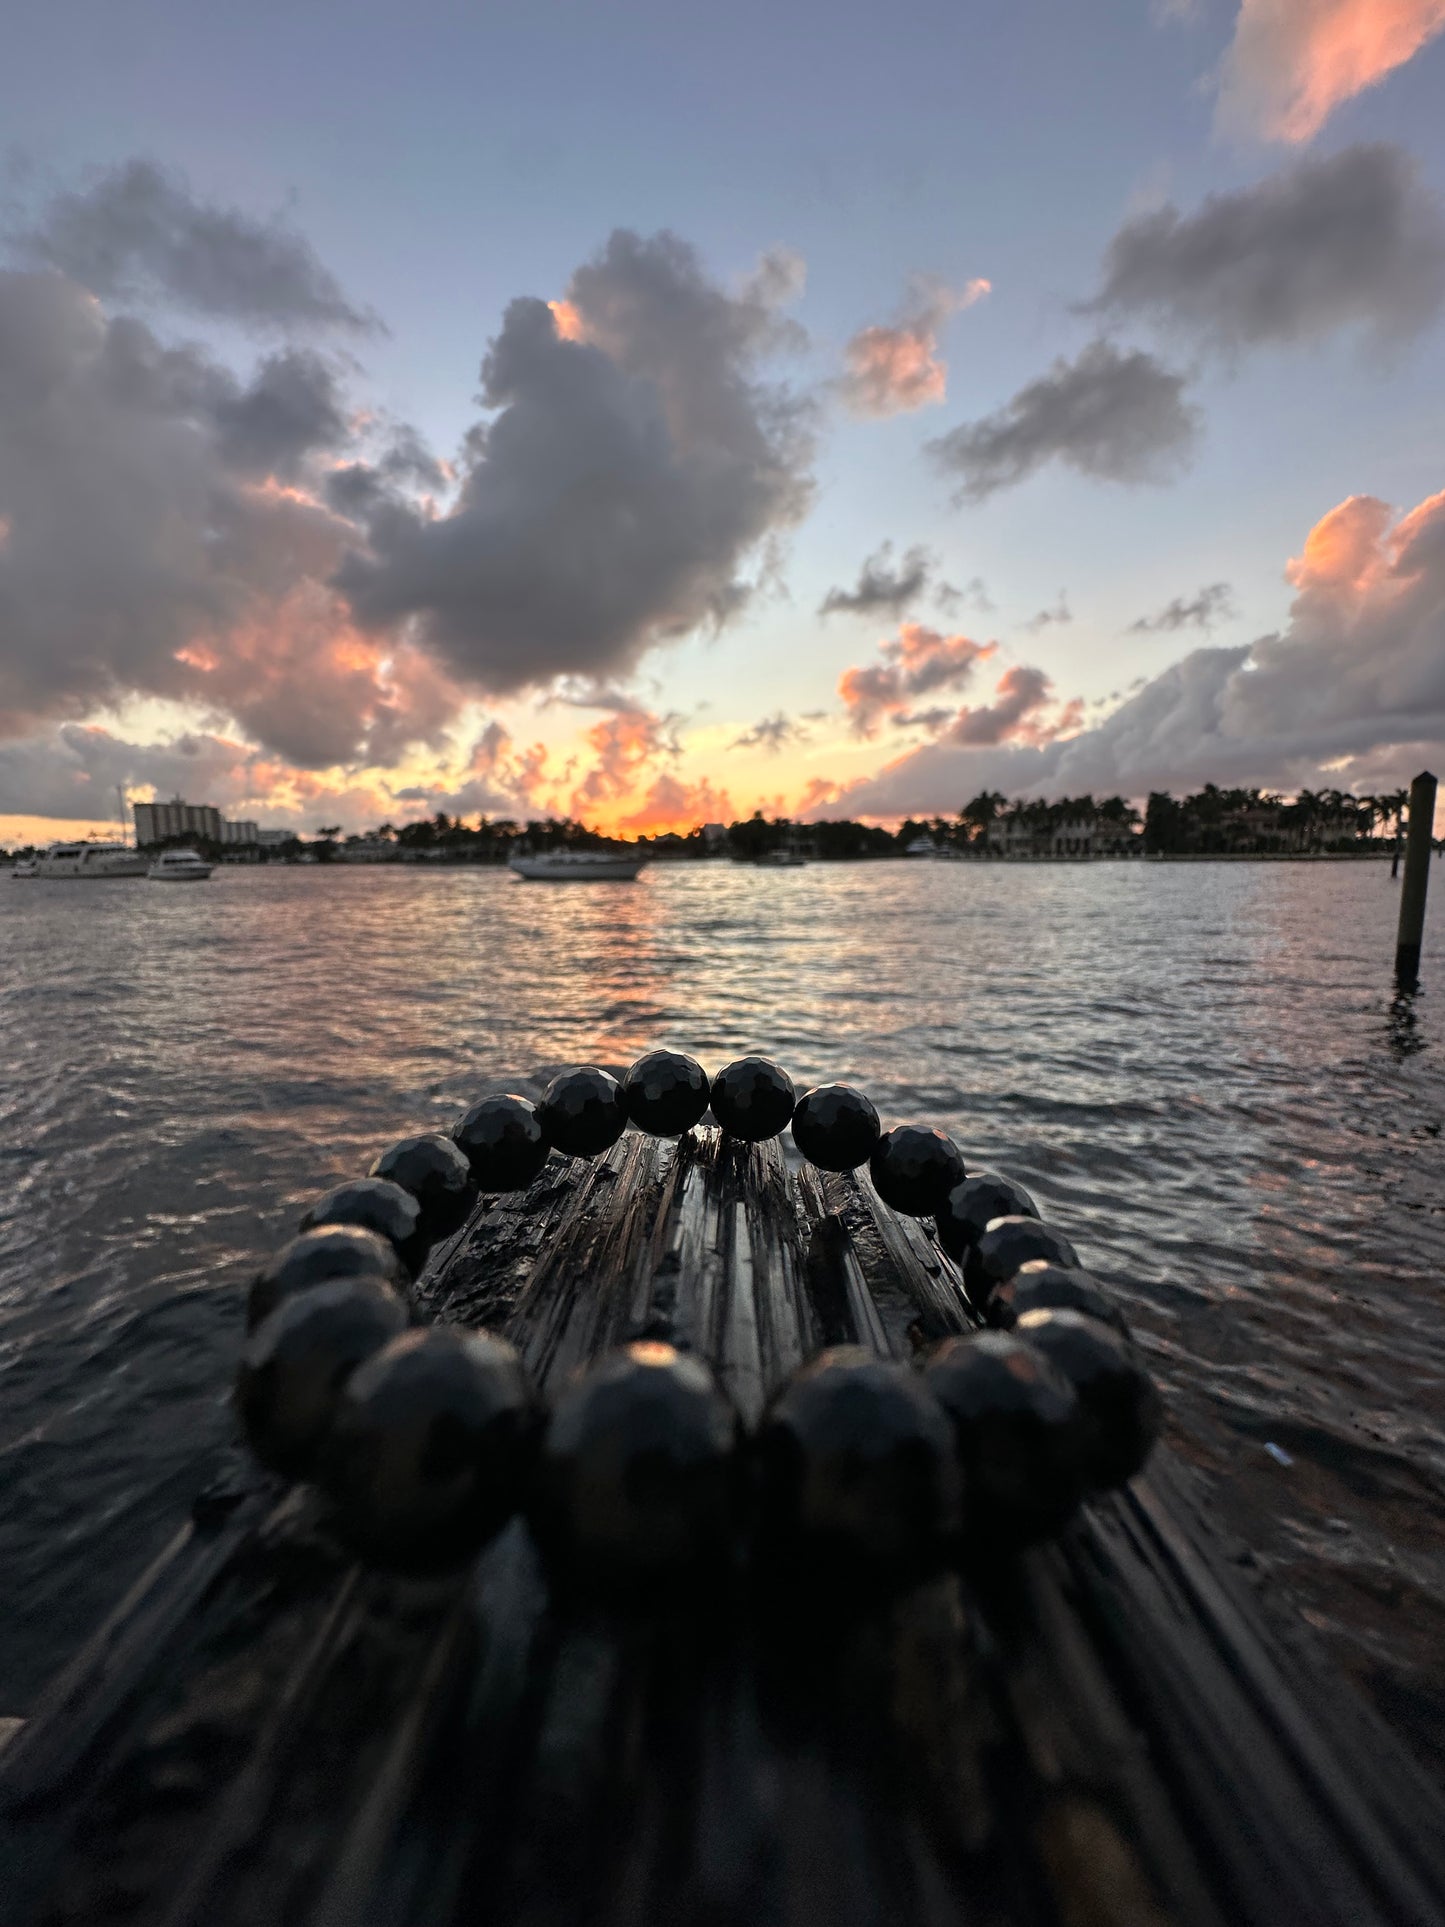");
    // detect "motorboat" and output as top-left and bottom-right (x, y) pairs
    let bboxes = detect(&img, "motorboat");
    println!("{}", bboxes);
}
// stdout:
(33, 842), (147, 879)
(11, 858), (37, 878)
(756, 848), (808, 868)
(508, 849), (647, 882)
(148, 848), (214, 882)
